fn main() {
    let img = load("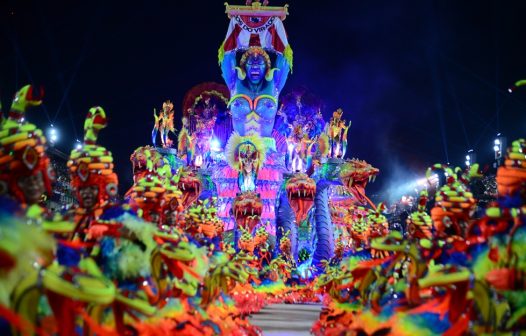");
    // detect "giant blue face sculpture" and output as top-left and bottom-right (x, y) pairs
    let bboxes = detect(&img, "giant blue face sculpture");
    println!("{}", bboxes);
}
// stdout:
(245, 54), (267, 85)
